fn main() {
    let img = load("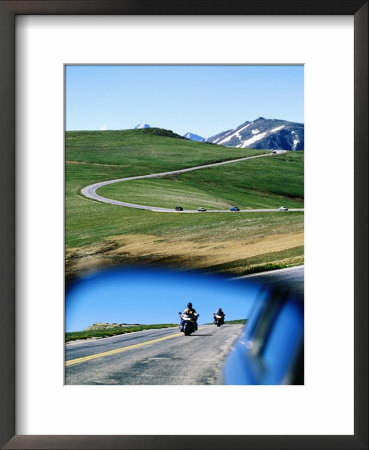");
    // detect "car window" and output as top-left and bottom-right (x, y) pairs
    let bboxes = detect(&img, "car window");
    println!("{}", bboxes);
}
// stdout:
(246, 289), (284, 356)
(260, 299), (304, 384)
